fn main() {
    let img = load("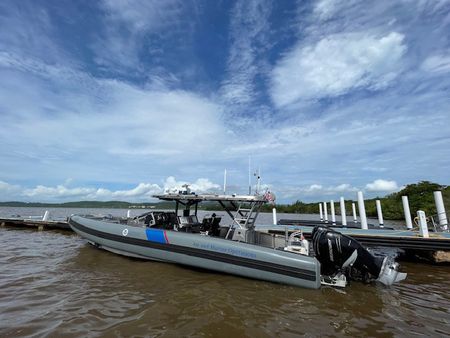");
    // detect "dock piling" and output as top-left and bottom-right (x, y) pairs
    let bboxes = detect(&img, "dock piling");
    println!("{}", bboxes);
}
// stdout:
(433, 191), (448, 231)
(402, 196), (413, 229)
(352, 203), (357, 223)
(376, 200), (384, 228)
(340, 197), (347, 227)
(272, 208), (277, 225)
(323, 202), (328, 223)
(319, 203), (323, 222)
(357, 191), (368, 230)
(127, 210), (131, 218)
(330, 200), (336, 225)
(417, 210), (429, 238)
